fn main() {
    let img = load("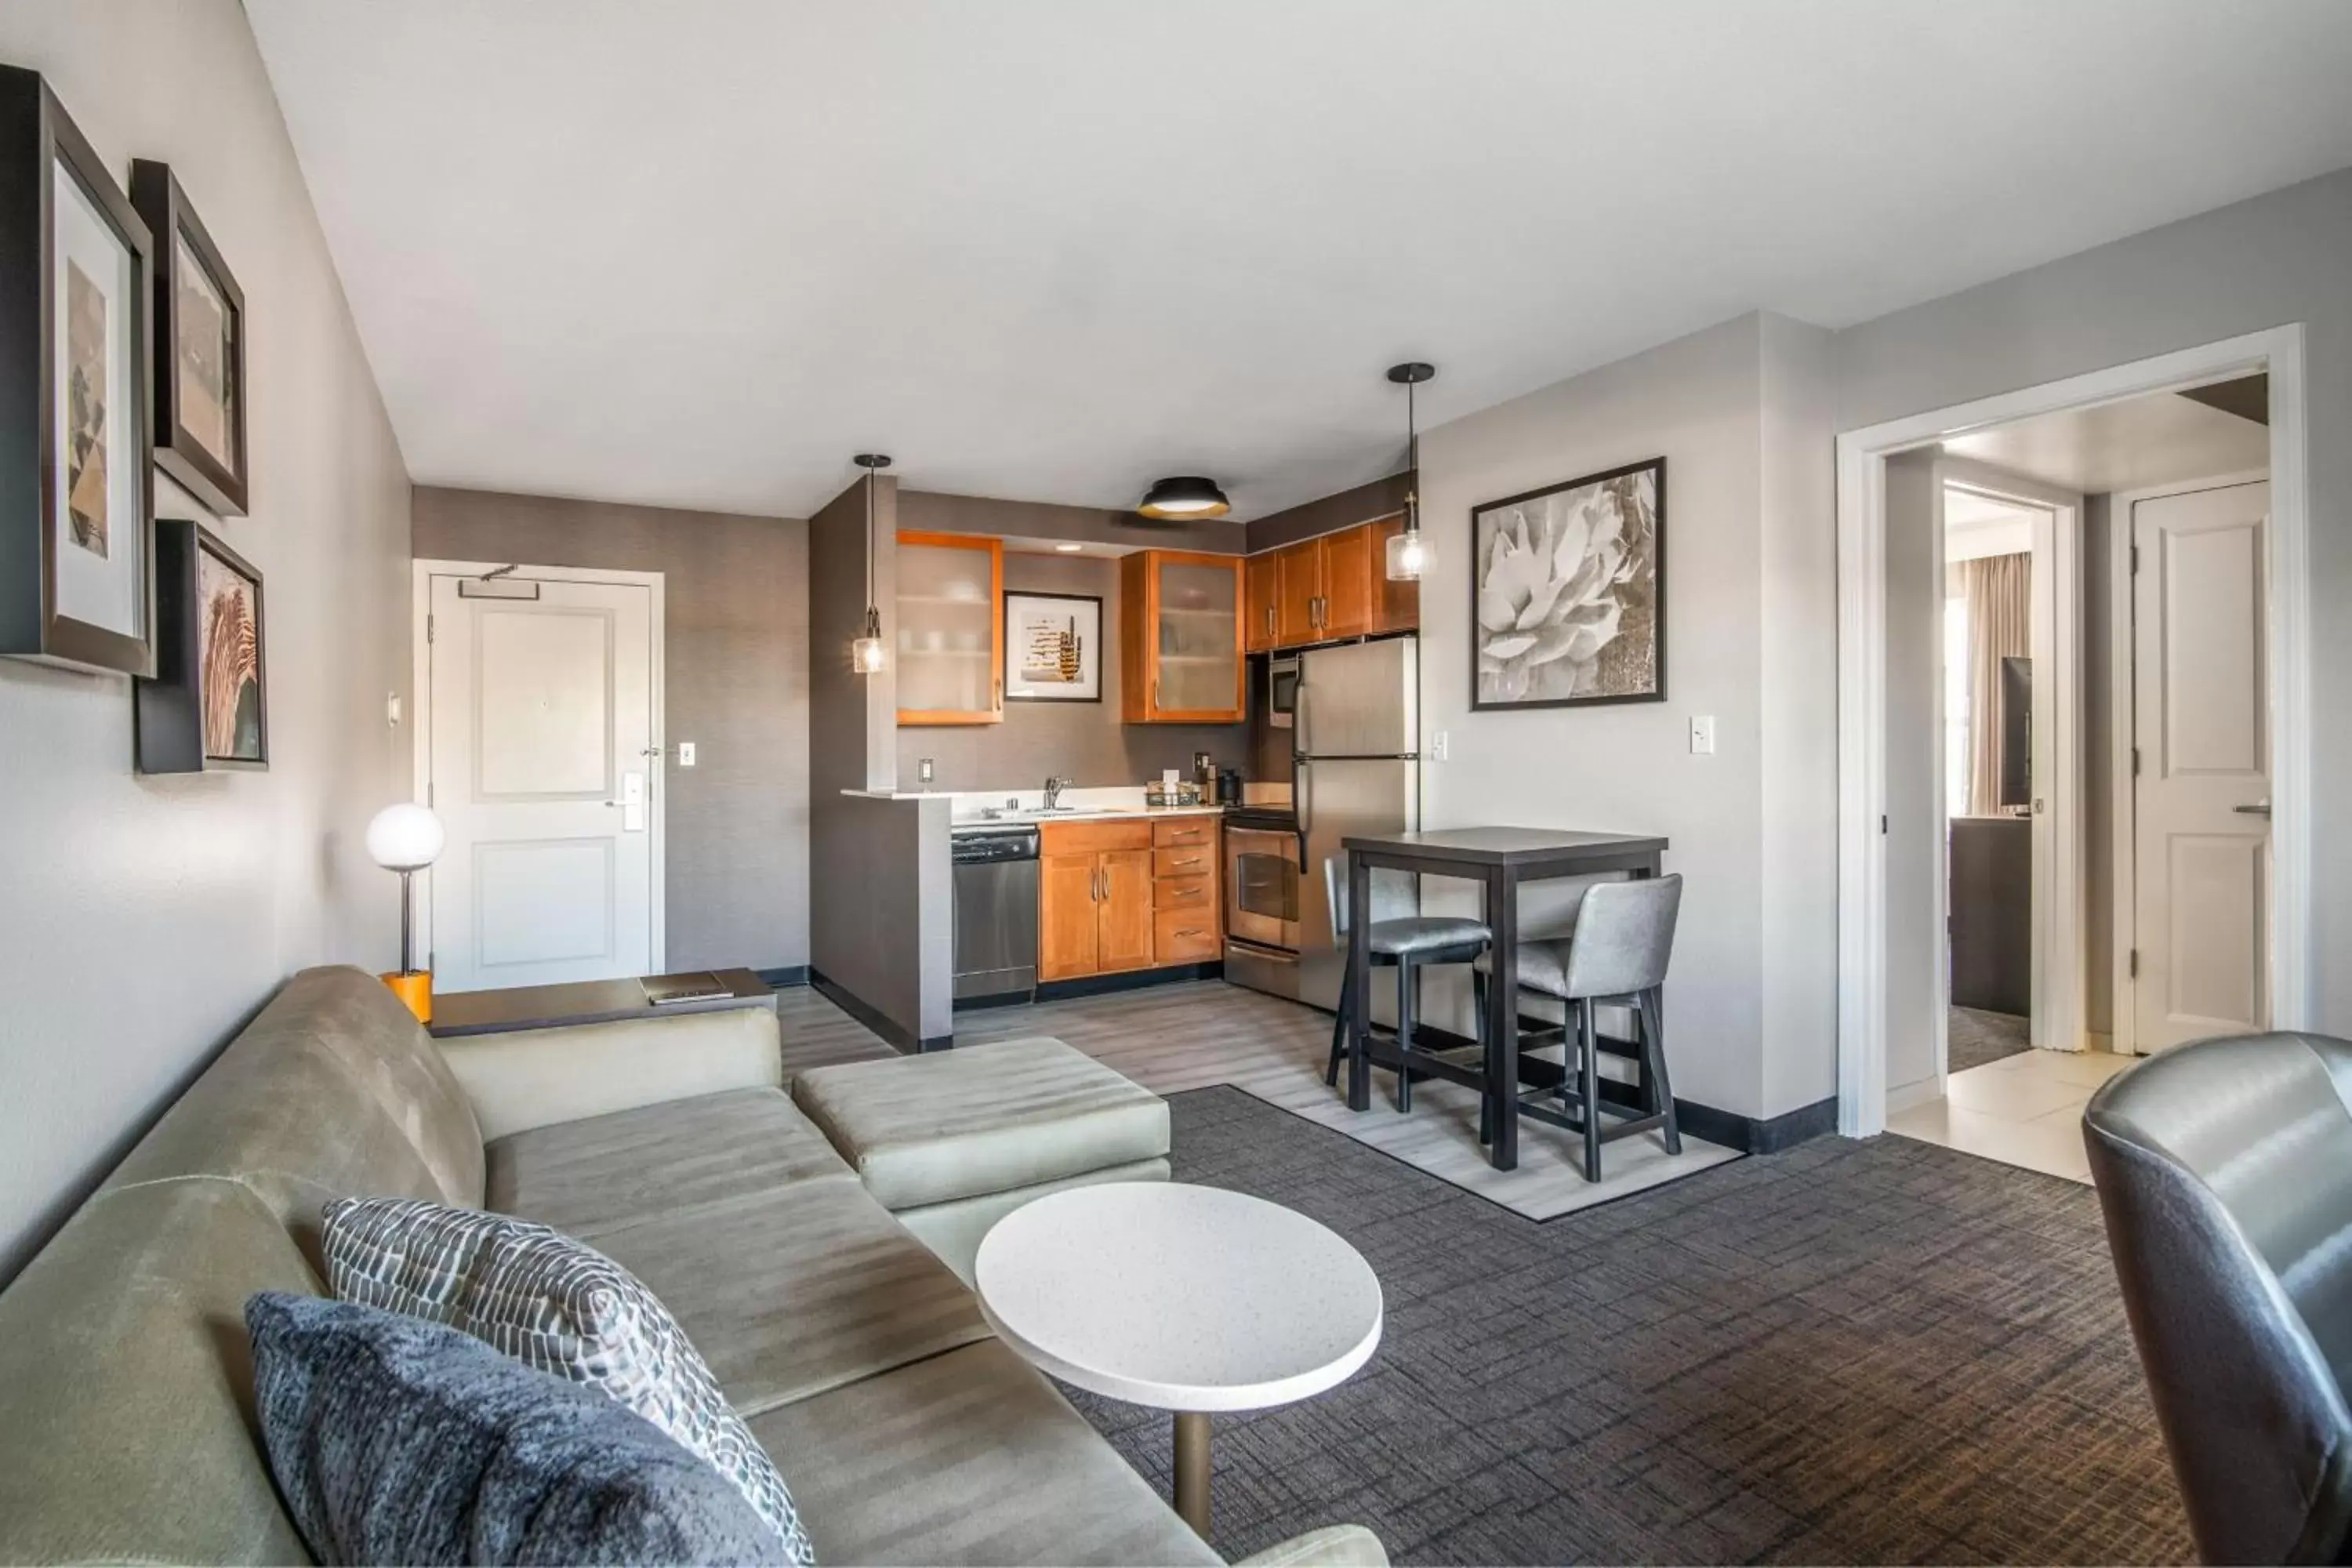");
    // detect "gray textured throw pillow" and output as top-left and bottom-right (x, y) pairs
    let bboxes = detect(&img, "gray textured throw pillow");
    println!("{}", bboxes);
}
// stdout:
(245, 1291), (784, 1566)
(321, 1196), (814, 1566)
